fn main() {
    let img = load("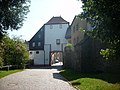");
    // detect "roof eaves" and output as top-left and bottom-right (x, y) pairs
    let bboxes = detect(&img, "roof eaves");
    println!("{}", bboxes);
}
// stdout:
(45, 22), (69, 25)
